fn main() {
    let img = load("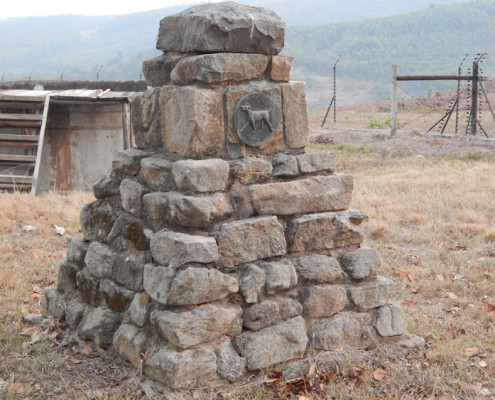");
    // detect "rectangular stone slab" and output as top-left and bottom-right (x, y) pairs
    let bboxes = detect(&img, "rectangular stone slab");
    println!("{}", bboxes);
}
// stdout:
(249, 175), (353, 216)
